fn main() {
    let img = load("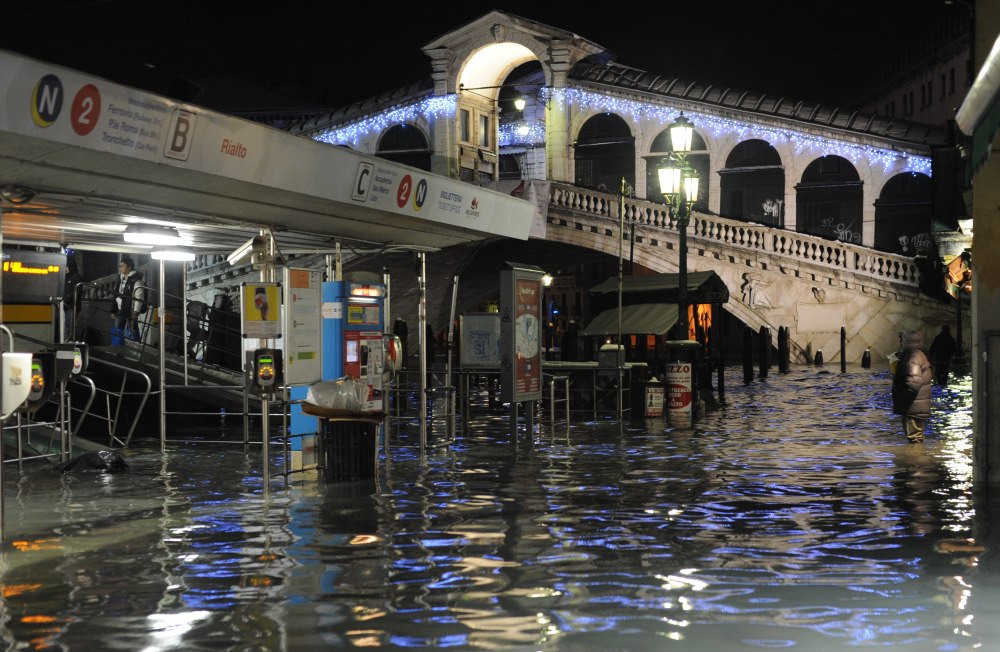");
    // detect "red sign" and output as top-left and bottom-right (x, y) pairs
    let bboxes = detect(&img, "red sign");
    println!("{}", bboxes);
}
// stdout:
(70, 84), (101, 136)
(396, 174), (412, 208)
